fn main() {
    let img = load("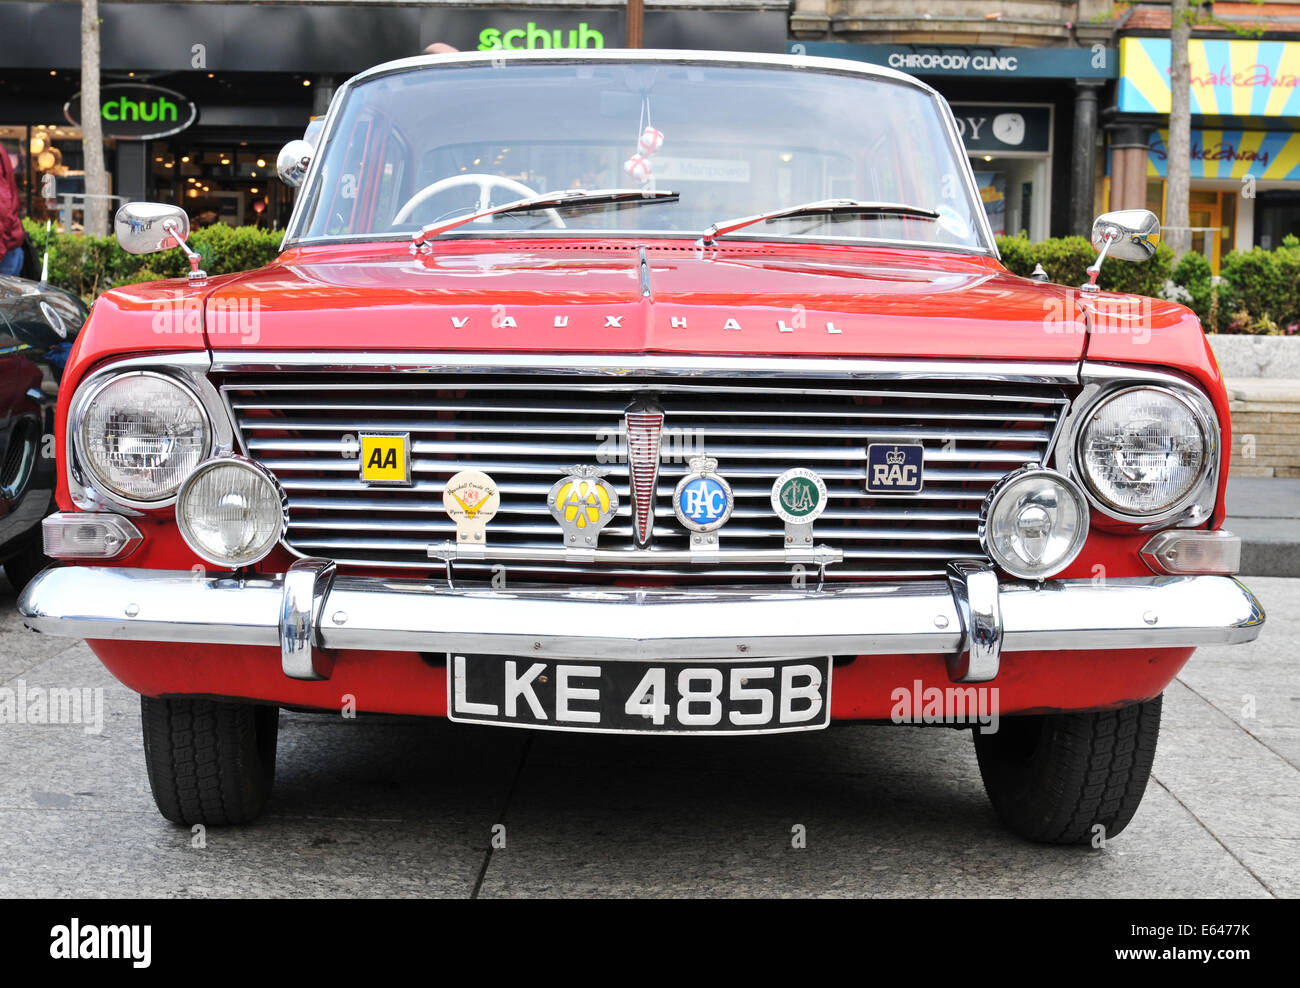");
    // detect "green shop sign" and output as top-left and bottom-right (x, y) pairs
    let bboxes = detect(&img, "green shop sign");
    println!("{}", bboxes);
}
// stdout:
(478, 21), (605, 50)
(64, 83), (197, 140)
